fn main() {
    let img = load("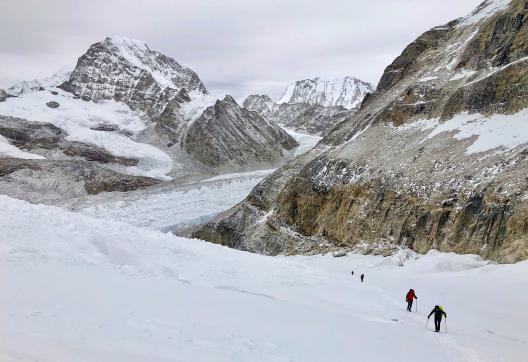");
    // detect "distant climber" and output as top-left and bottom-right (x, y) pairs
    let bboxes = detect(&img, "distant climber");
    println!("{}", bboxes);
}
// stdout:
(428, 305), (447, 332)
(351, 271), (354, 275)
(360, 274), (364, 282)
(406, 289), (417, 312)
